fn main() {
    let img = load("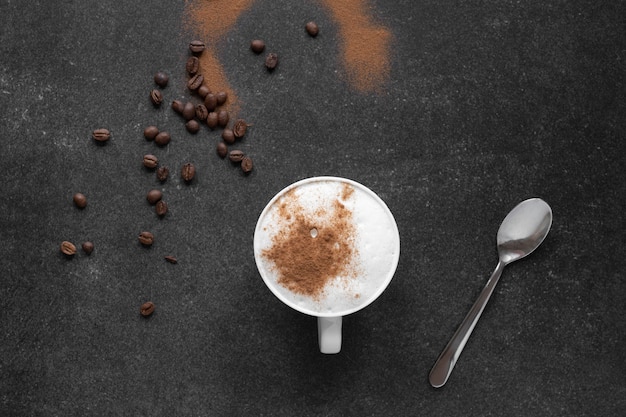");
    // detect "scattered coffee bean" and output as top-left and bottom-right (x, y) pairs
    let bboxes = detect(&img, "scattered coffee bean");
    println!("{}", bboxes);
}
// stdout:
(138, 231), (154, 246)
(154, 71), (169, 87)
(82, 241), (94, 255)
(155, 200), (168, 217)
(233, 119), (249, 139)
(171, 100), (184, 114)
(204, 93), (217, 111)
(156, 166), (169, 182)
(150, 89), (163, 106)
(164, 255), (177, 264)
(217, 110), (229, 127)
(181, 163), (196, 182)
(197, 85), (211, 98)
(61, 241), (77, 256)
(73, 192), (87, 209)
(140, 301), (155, 317)
(186, 119), (200, 134)
(189, 40), (206, 54)
(250, 39), (265, 54)
(92, 128), (111, 142)
(241, 156), (253, 173)
(146, 189), (163, 205)
(182, 102), (196, 120)
(215, 91), (228, 105)
(195, 104), (208, 121)
(143, 154), (158, 169)
(229, 150), (245, 162)
(186, 56), (199, 75)
(222, 128), (235, 144)
(144, 125), (159, 141)
(154, 131), (171, 146)
(305, 21), (319, 37)
(206, 112), (218, 128)
(265, 53), (279, 70)
(216, 142), (228, 158)
(187, 73), (204, 91)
